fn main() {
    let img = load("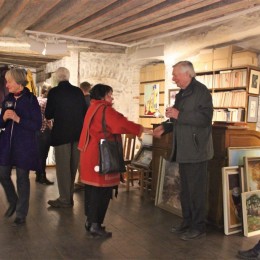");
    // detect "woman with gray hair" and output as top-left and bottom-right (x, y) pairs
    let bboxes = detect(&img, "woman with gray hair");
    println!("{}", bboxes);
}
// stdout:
(0, 68), (42, 226)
